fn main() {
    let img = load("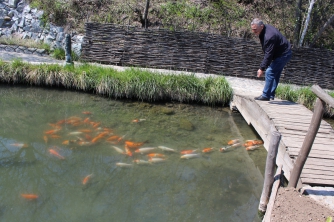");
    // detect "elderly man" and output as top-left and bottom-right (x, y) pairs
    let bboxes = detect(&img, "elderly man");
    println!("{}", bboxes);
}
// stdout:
(251, 18), (292, 101)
